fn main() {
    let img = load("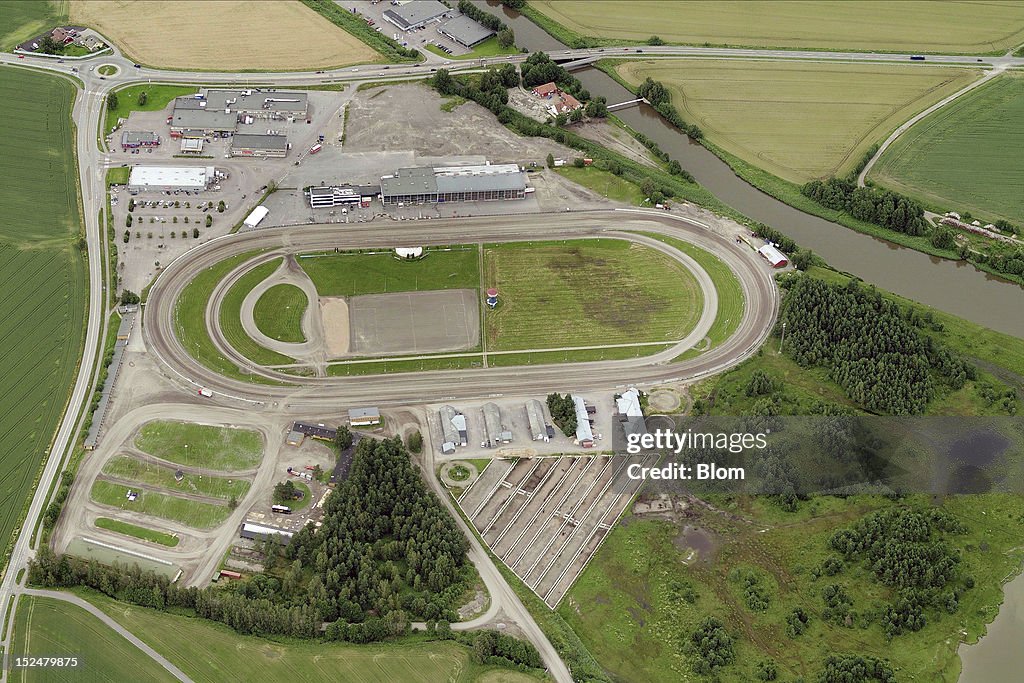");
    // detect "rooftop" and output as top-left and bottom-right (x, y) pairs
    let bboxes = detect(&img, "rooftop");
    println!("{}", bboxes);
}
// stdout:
(170, 108), (237, 131)
(382, 0), (448, 29)
(175, 89), (308, 114)
(128, 166), (212, 188)
(231, 133), (288, 151)
(438, 15), (495, 46)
